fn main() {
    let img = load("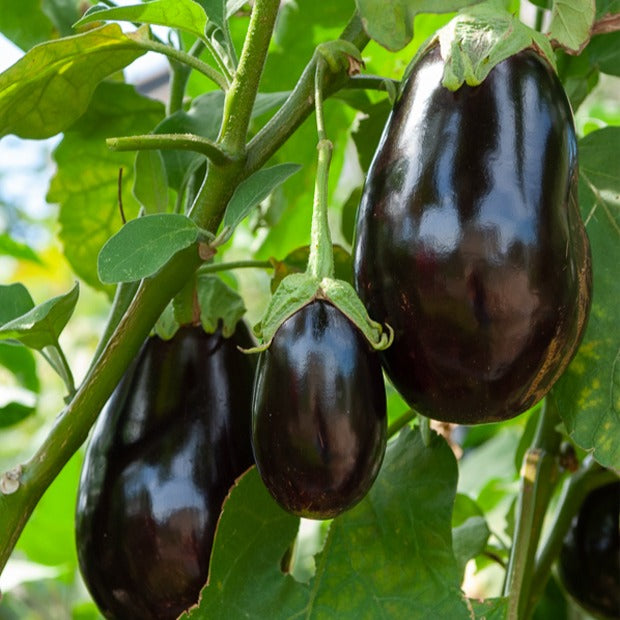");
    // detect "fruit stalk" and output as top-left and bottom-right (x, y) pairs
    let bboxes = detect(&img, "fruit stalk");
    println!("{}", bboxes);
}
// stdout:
(307, 59), (335, 281)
